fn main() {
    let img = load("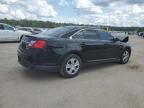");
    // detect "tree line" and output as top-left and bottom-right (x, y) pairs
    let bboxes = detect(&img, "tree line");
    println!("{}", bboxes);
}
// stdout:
(0, 18), (144, 32)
